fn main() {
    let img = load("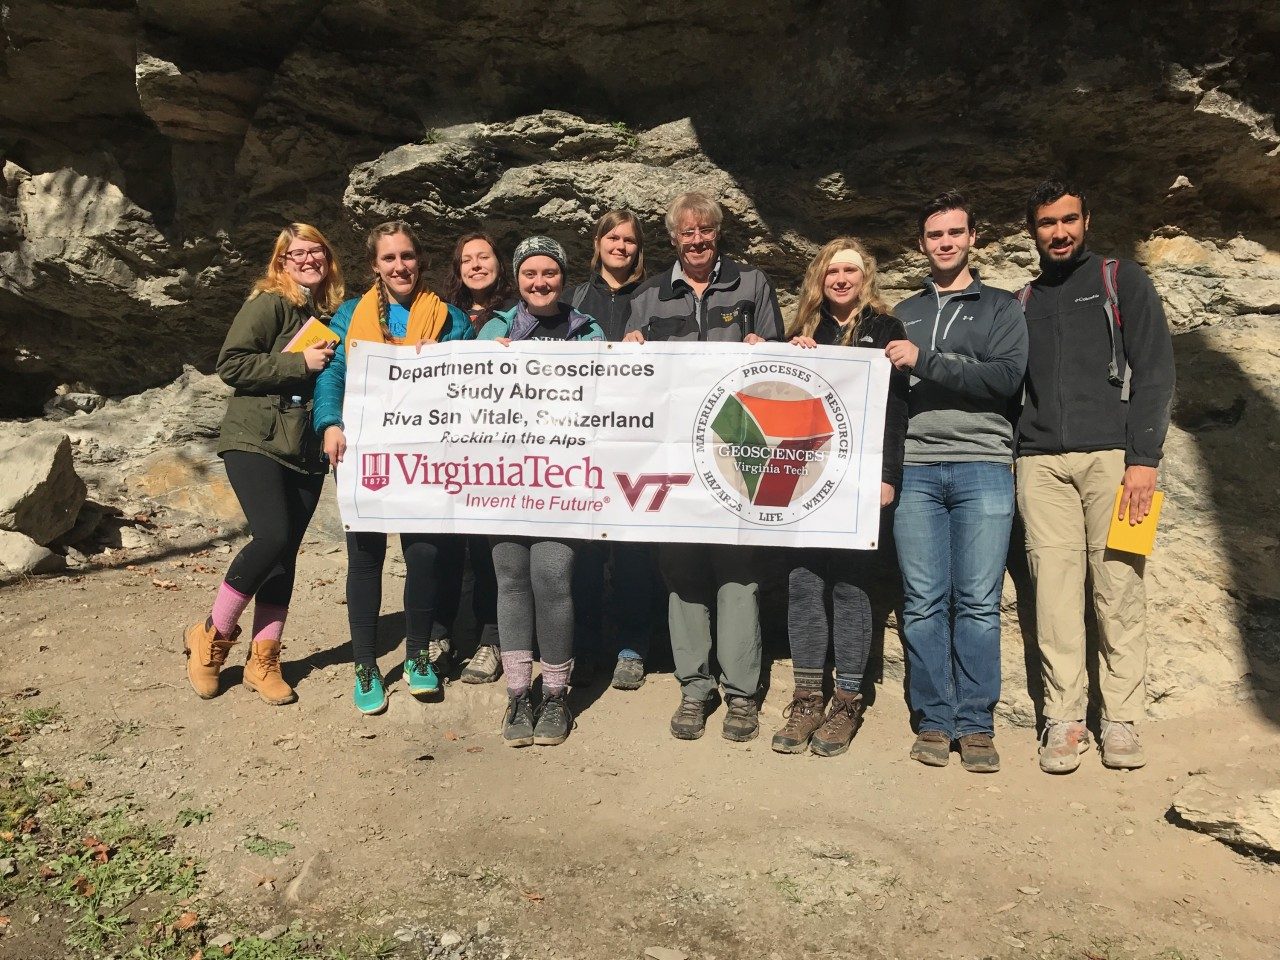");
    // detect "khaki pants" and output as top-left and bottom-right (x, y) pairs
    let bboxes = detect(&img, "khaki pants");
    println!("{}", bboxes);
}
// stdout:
(1016, 450), (1148, 723)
